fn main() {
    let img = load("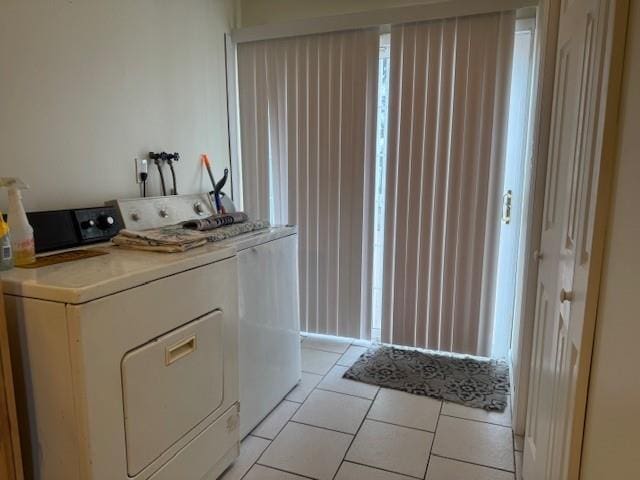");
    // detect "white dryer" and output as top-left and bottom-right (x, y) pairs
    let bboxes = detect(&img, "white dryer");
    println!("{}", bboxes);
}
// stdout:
(2, 243), (240, 480)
